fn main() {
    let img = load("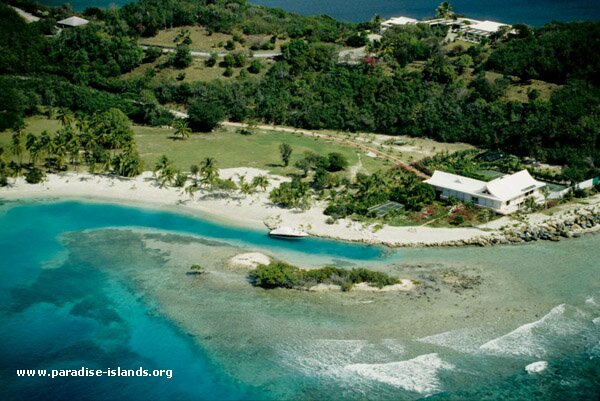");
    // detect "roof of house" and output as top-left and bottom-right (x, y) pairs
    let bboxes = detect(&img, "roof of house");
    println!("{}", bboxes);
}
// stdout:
(57, 16), (89, 27)
(485, 170), (545, 201)
(11, 6), (40, 23)
(425, 170), (545, 202)
(383, 16), (418, 26)
(425, 171), (487, 195)
(466, 20), (508, 33)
